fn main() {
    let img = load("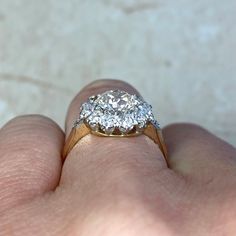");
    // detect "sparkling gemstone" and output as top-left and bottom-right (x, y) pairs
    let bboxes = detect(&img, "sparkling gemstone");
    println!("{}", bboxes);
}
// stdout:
(78, 90), (158, 135)
(151, 119), (161, 129)
(119, 114), (134, 134)
(87, 110), (102, 130)
(100, 116), (116, 134)
(97, 90), (135, 111)
(80, 102), (94, 119)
